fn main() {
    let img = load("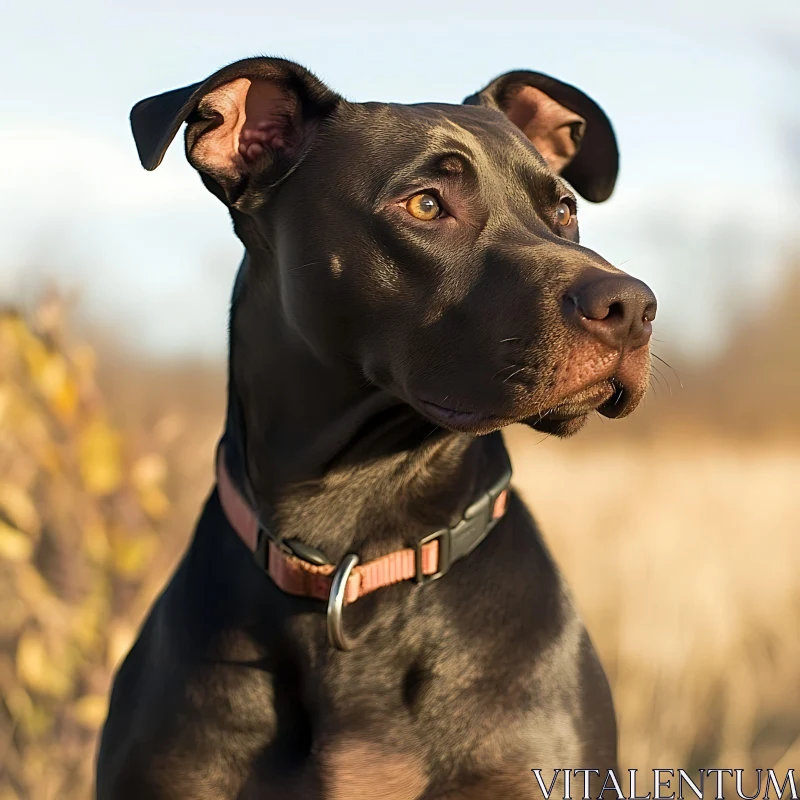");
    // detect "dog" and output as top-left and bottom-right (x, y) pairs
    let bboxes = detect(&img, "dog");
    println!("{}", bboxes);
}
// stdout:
(95, 57), (656, 799)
